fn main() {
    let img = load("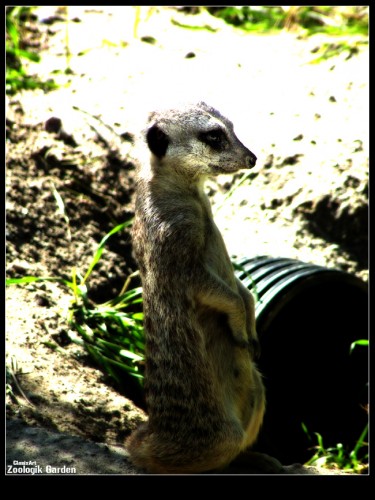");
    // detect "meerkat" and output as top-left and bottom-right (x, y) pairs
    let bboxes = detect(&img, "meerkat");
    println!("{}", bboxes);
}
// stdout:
(126, 102), (282, 474)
